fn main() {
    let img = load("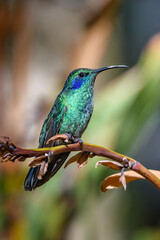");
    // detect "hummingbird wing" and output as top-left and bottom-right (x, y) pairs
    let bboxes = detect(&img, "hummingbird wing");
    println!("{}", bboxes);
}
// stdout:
(24, 106), (70, 191)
